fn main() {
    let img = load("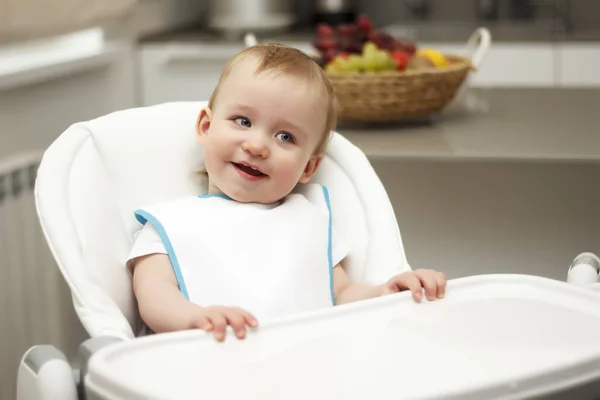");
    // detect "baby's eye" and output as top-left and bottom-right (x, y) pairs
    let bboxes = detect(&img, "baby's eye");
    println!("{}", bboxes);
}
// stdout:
(233, 117), (251, 128)
(275, 132), (295, 144)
